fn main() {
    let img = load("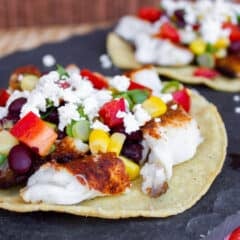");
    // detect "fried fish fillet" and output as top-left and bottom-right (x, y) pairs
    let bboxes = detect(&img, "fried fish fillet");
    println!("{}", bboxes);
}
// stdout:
(21, 153), (130, 205)
(141, 102), (203, 197)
